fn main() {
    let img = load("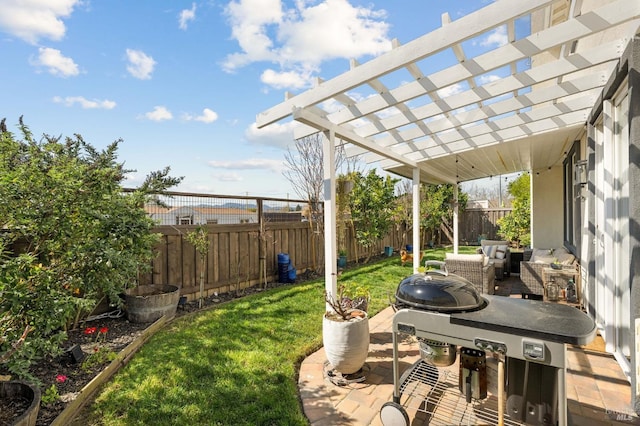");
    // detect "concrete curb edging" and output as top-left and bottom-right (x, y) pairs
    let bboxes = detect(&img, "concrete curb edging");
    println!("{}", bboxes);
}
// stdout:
(51, 315), (169, 426)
